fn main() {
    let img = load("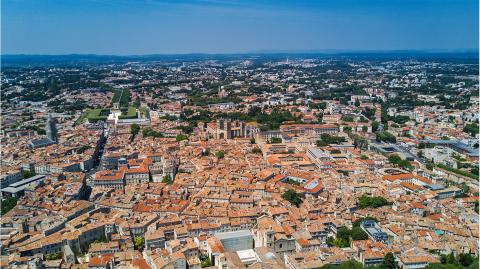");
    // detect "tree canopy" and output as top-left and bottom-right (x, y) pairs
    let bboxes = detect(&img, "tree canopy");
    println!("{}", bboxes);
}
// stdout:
(130, 124), (140, 138)
(133, 236), (144, 250)
(376, 131), (397, 143)
(358, 195), (389, 209)
(282, 189), (302, 207)
(463, 123), (479, 137)
(1, 197), (18, 216)
(316, 134), (346, 146)
(162, 174), (173, 185)
(215, 150), (225, 159)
